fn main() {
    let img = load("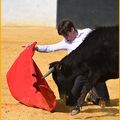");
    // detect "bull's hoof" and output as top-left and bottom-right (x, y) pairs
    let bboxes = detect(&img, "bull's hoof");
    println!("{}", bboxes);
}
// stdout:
(99, 99), (106, 108)
(99, 100), (110, 108)
(70, 106), (80, 116)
